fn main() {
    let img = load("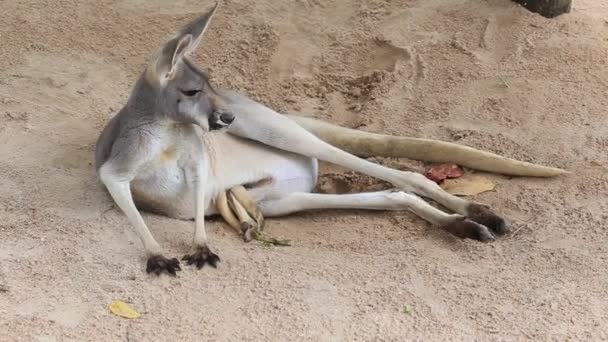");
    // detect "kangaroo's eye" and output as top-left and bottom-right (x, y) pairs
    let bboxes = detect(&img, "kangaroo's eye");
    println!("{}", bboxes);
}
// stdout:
(181, 89), (201, 96)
